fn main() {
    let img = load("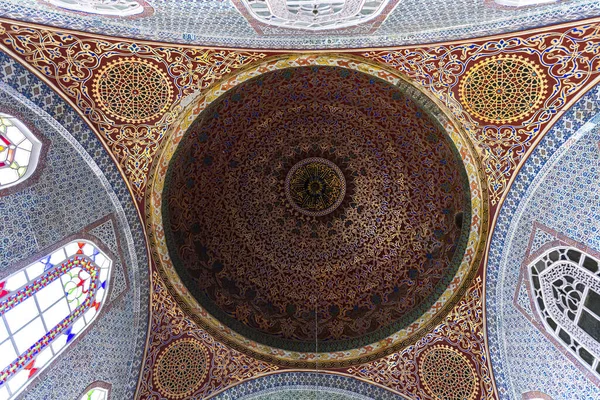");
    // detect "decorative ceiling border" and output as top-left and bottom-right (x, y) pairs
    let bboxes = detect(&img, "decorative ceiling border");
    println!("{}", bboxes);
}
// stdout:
(0, 16), (598, 399)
